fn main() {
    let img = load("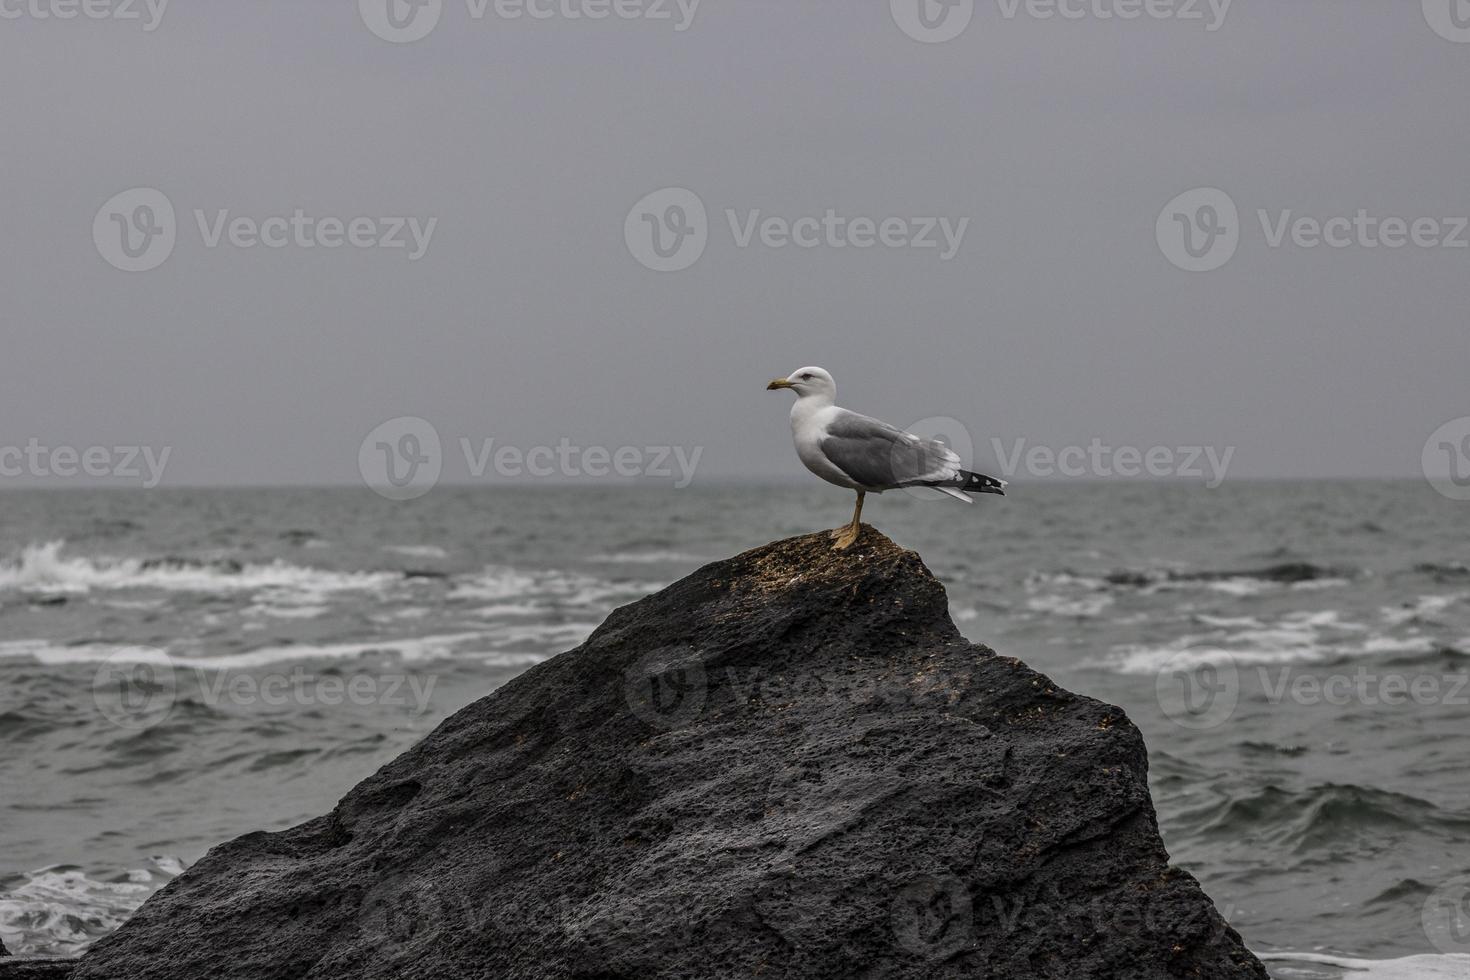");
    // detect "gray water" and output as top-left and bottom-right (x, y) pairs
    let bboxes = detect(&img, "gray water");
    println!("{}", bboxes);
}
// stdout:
(1, 482), (1468, 973)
